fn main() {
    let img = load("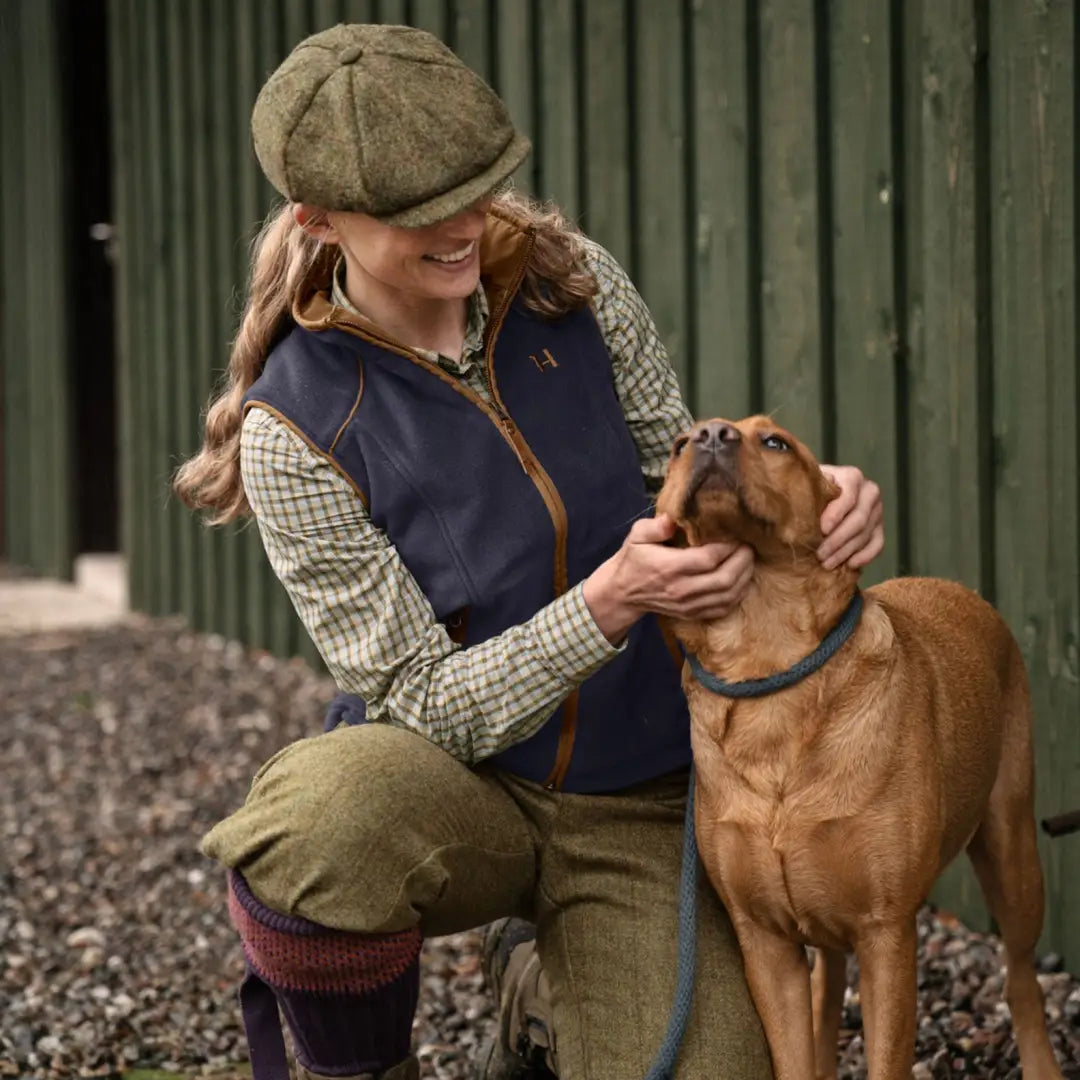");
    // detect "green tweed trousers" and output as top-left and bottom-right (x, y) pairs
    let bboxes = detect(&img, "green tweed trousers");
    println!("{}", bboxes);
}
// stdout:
(201, 723), (772, 1080)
